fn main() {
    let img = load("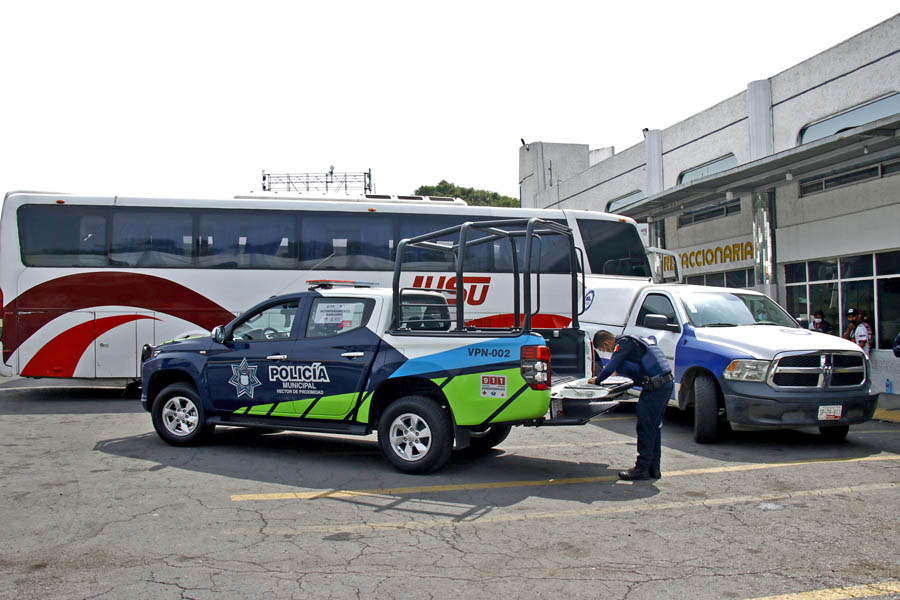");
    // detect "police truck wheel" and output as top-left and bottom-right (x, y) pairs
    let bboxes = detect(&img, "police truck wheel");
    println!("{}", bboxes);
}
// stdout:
(693, 374), (720, 444)
(818, 425), (849, 441)
(459, 424), (512, 456)
(151, 383), (214, 447)
(378, 396), (452, 474)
